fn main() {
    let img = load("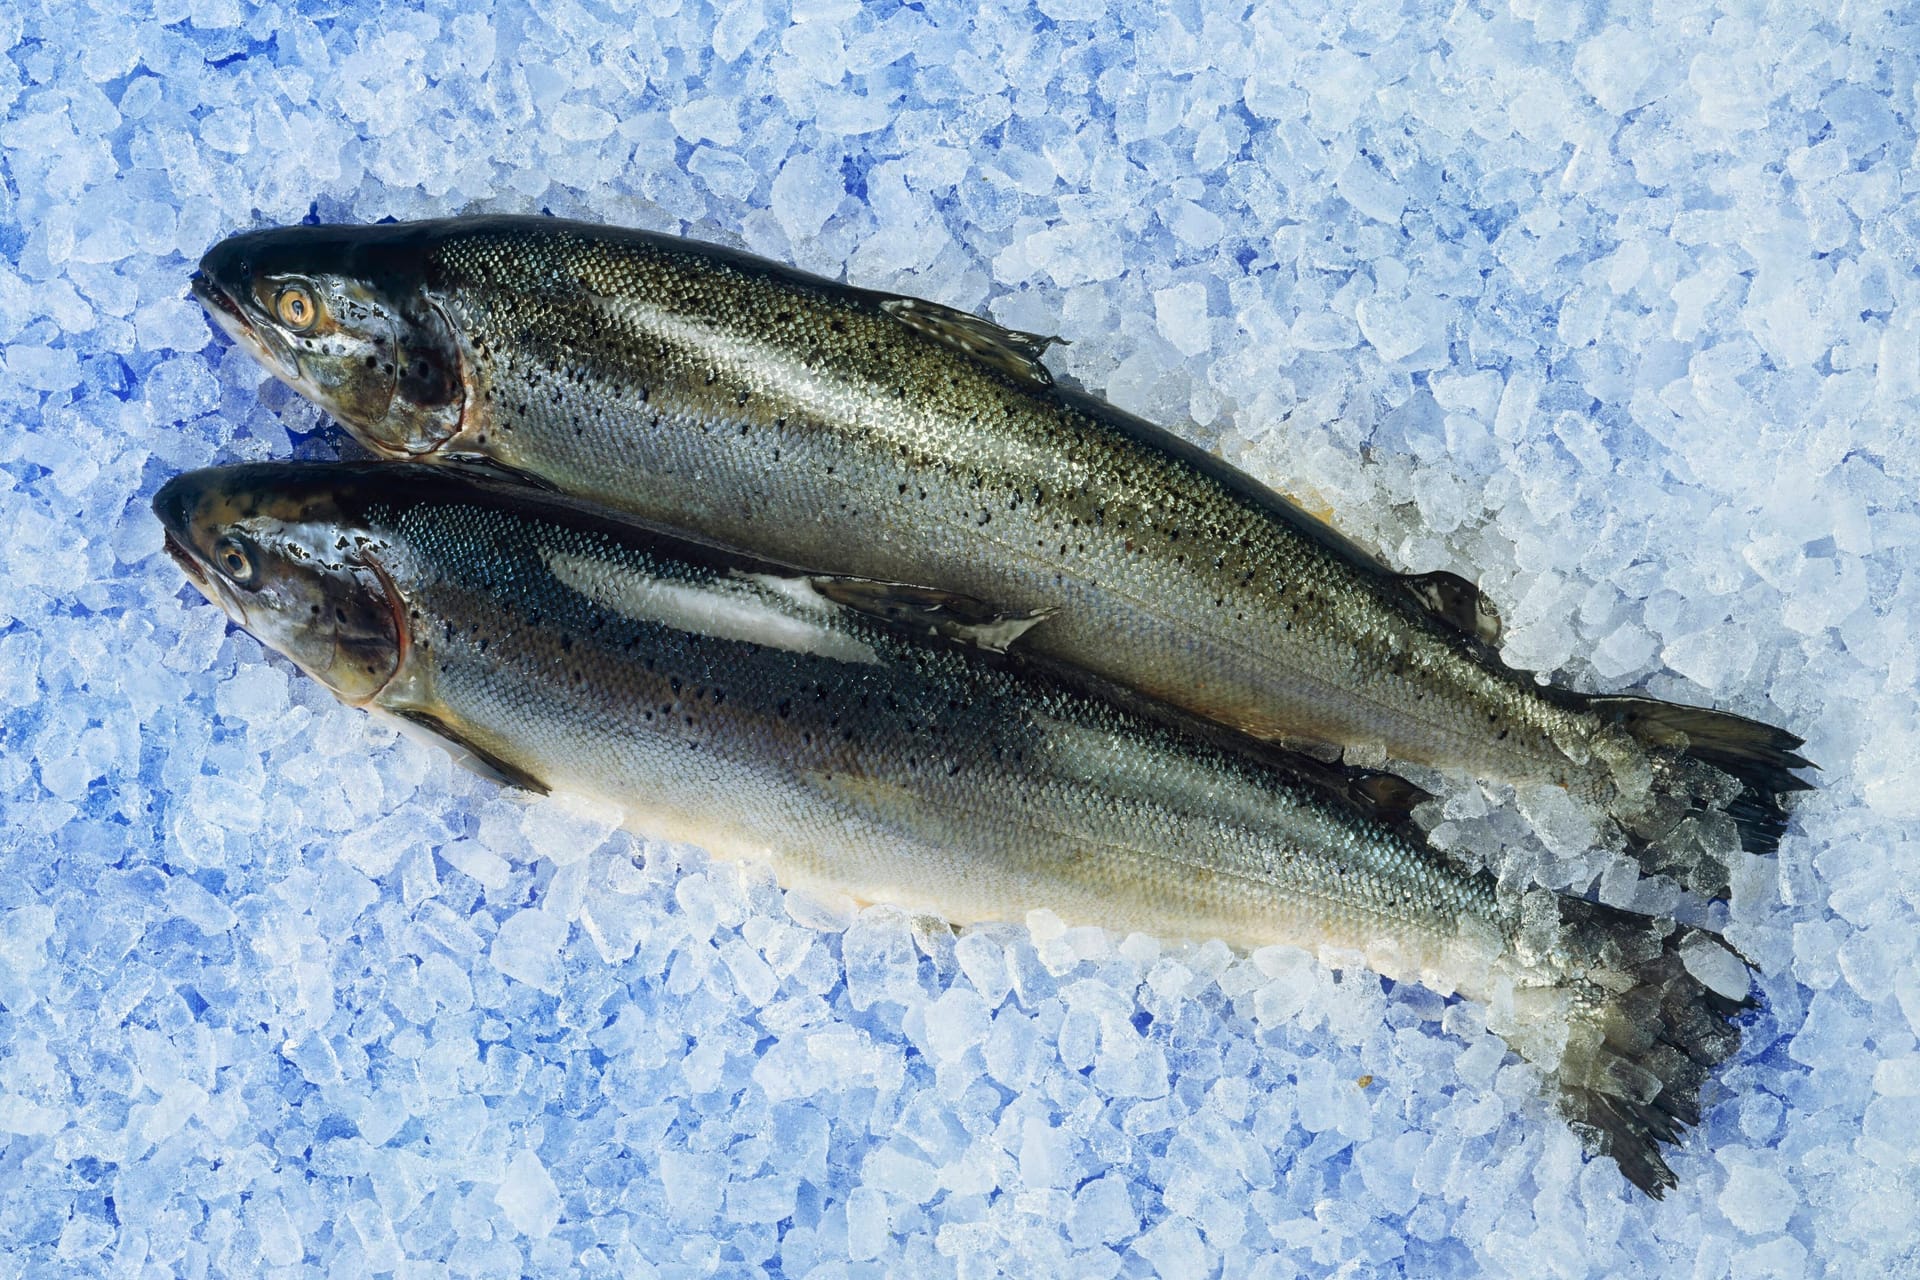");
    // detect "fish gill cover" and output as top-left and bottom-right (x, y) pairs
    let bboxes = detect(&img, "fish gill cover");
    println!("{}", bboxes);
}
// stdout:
(0, 0), (1913, 1276)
